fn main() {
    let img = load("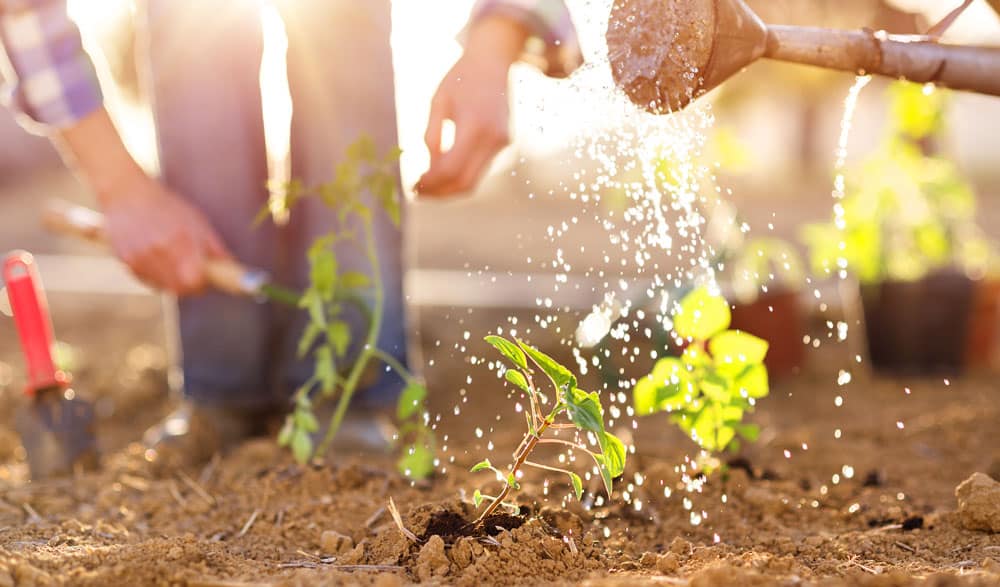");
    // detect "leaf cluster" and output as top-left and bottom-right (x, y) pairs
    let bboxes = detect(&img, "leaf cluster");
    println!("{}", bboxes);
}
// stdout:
(634, 287), (768, 453)
(802, 81), (996, 284)
(469, 337), (626, 520)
